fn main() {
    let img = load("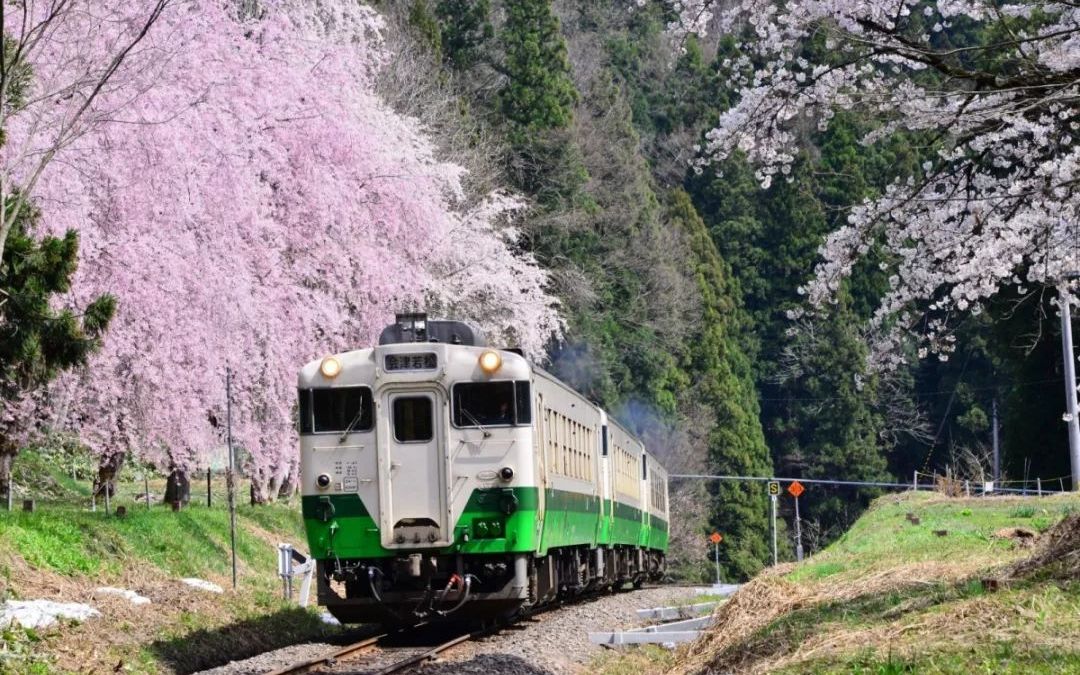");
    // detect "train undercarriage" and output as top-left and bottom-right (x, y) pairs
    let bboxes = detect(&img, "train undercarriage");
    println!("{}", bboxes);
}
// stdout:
(318, 545), (666, 625)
